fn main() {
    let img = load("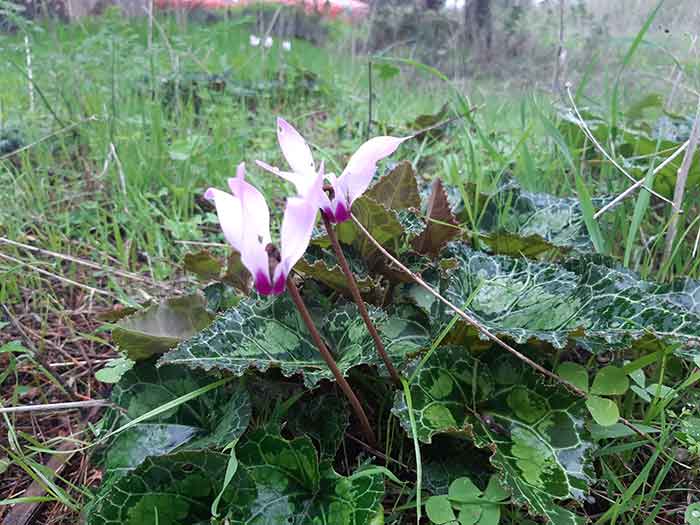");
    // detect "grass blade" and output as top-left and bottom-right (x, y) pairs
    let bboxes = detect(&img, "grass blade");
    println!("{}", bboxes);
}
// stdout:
(610, 0), (665, 139)
(576, 174), (608, 254)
